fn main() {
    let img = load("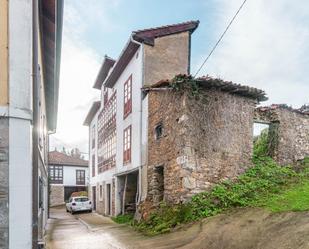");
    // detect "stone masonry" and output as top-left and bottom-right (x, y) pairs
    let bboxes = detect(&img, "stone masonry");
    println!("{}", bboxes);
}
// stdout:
(145, 77), (263, 205)
(255, 105), (309, 165)
(0, 118), (9, 248)
(50, 185), (64, 207)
